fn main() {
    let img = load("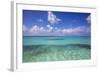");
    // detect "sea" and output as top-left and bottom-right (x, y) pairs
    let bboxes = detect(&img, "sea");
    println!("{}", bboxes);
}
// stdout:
(23, 36), (91, 62)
